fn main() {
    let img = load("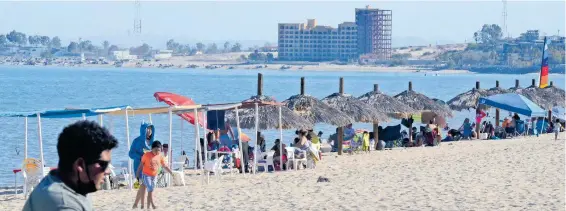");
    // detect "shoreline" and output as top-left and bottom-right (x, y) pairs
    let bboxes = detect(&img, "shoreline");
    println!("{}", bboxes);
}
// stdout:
(1, 134), (563, 210)
(0, 62), (472, 74)
(2, 62), (565, 75)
